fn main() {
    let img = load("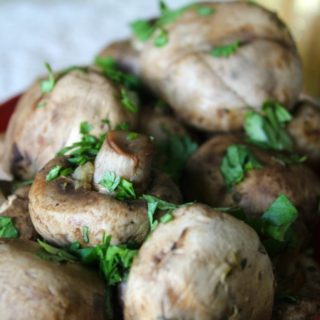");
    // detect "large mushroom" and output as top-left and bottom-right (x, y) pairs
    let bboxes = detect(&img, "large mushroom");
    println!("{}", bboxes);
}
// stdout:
(124, 203), (274, 320)
(134, 1), (302, 131)
(29, 131), (181, 247)
(183, 134), (320, 230)
(0, 239), (105, 319)
(0, 67), (138, 180)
